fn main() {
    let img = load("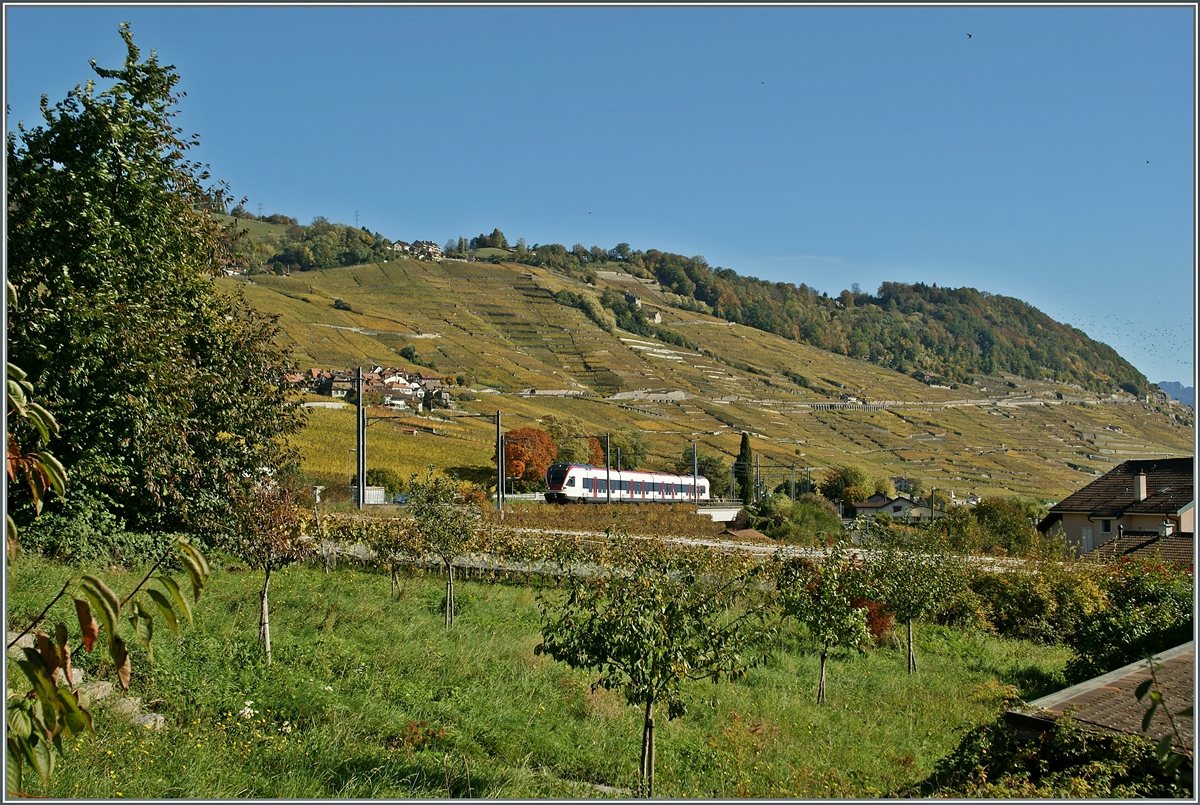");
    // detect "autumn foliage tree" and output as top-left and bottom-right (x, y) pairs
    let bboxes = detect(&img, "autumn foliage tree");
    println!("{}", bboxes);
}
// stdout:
(500, 428), (557, 487)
